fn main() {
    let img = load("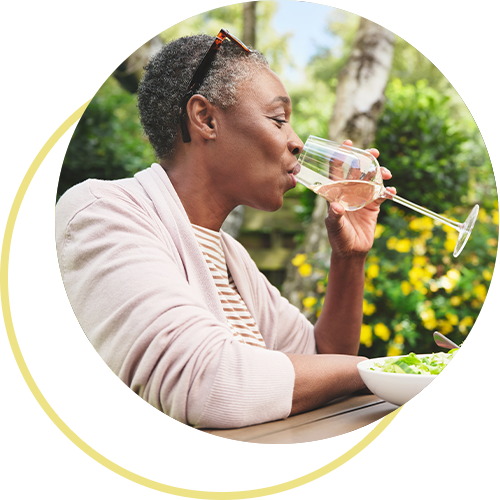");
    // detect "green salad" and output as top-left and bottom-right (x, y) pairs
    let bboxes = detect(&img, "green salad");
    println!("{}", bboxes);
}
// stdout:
(371, 350), (458, 375)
